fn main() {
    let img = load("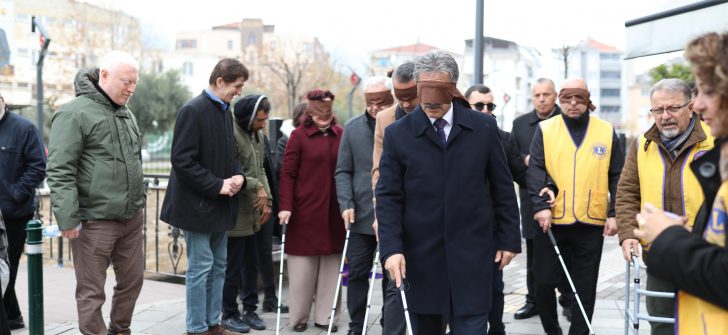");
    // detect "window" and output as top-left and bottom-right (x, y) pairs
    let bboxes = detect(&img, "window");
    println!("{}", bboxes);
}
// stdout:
(182, 62), (194, 76)
(601, 89), (620, 97)
(247, 33), (256, 46)
(600, 53), (621, 60)
(600, 71), (620, 79)
(228, 40), (234, 50)
(176, 39), (197, 49)
(601, 105), (621, 113)
(376, 57), (391, 68)
(17, 82), (29, 88)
